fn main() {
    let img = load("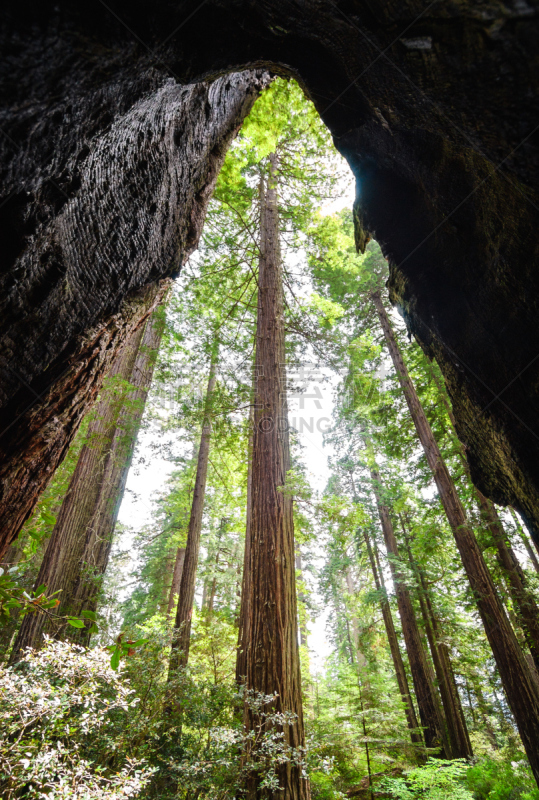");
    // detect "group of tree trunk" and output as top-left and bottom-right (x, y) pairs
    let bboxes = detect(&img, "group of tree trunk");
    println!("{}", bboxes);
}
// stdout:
(4, 143), (539, 799)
